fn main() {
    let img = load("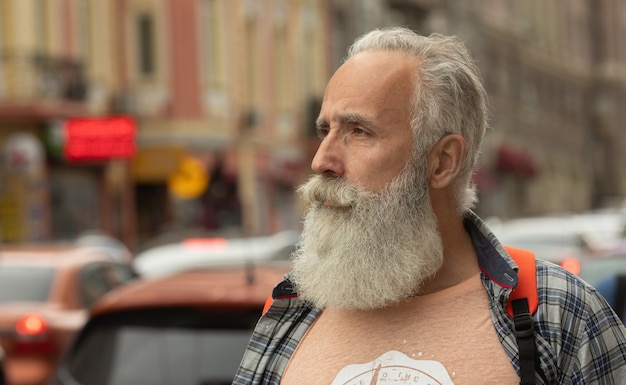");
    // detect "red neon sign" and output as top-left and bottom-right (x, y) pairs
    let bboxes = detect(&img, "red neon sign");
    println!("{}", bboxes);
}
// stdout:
(64, 116), (136, 161)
